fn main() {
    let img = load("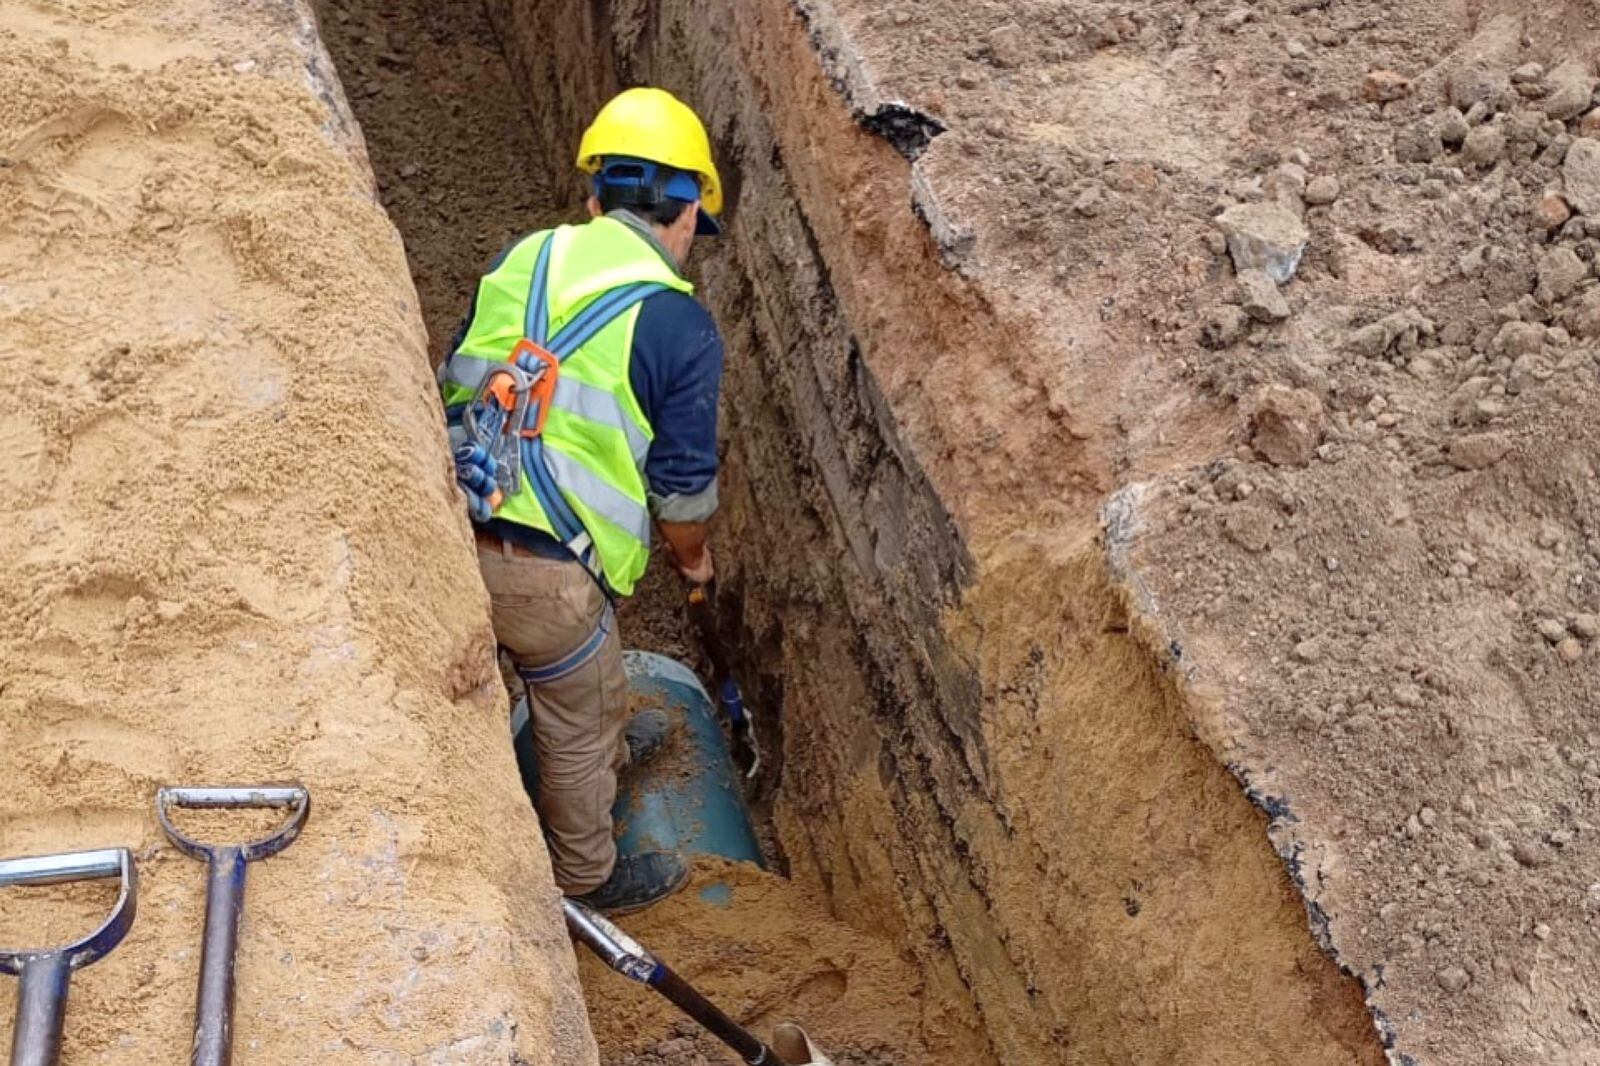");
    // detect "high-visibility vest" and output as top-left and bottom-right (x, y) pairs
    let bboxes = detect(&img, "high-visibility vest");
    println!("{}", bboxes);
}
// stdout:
(439, 216), (693, 595)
